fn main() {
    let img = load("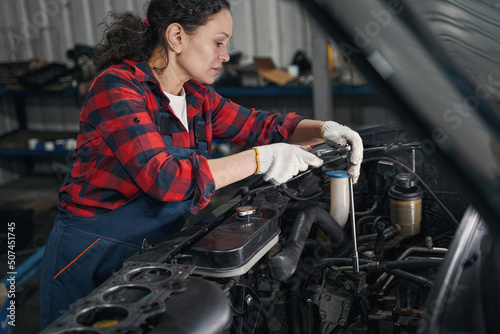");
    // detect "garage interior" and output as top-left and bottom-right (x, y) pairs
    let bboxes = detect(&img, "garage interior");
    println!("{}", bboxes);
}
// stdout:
(0, 1), (399, 333)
